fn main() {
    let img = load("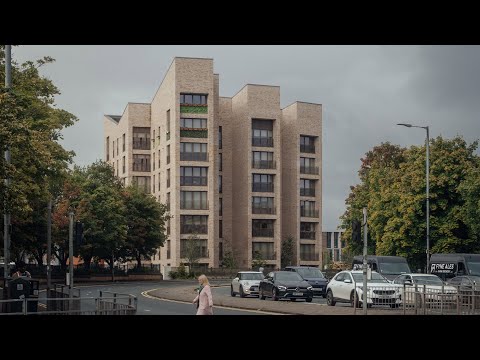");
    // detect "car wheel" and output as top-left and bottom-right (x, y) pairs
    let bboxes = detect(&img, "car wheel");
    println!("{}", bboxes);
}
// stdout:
(272, 287), (278, 301)
(322, 294), (327, 299)
(239, 285), (245, 298)
(259, 289), (266, 300)
(230, 285), (236, 297)
(326, 290), (336, 306)
(306, 297), (313, 303)
(350, 291), (360, 308)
